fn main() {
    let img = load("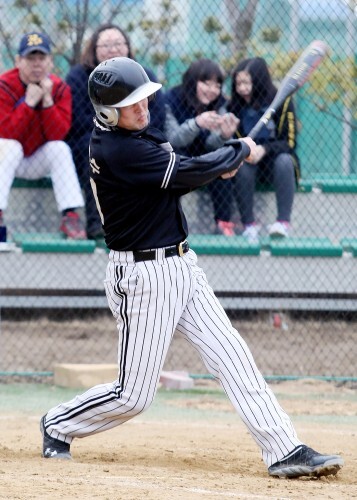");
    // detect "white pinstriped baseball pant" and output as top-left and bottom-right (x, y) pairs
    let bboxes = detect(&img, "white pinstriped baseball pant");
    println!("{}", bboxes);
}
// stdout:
(45, 248), (302, 467)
